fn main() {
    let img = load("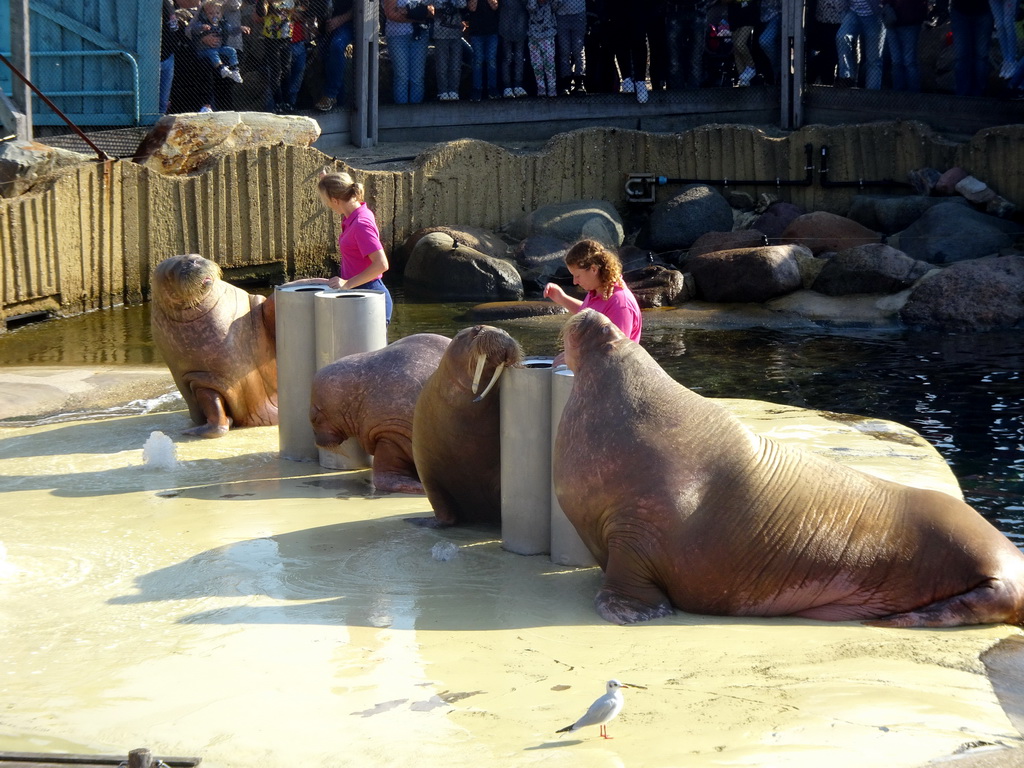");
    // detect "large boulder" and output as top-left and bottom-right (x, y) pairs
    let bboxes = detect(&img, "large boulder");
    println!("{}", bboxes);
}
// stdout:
(688, 230), (768, 259)
(647, 184), (735, 251)
(625, 265), (689, 308)
(894, 202), (1024, 264)
(404, 232), (523, 301)
(132, 111), (321, 175)
(781, 211), (881, 255)
(688, 244), (808, 303)
(846, 195), (966, 236)
(751, 201), (806, 240)
(900, 254), (1024, 332)
(506, 199), (624, 248)
(397, 225), (509, 279)
(0, 140), (92, 198)
(811, 243), (933, 296)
